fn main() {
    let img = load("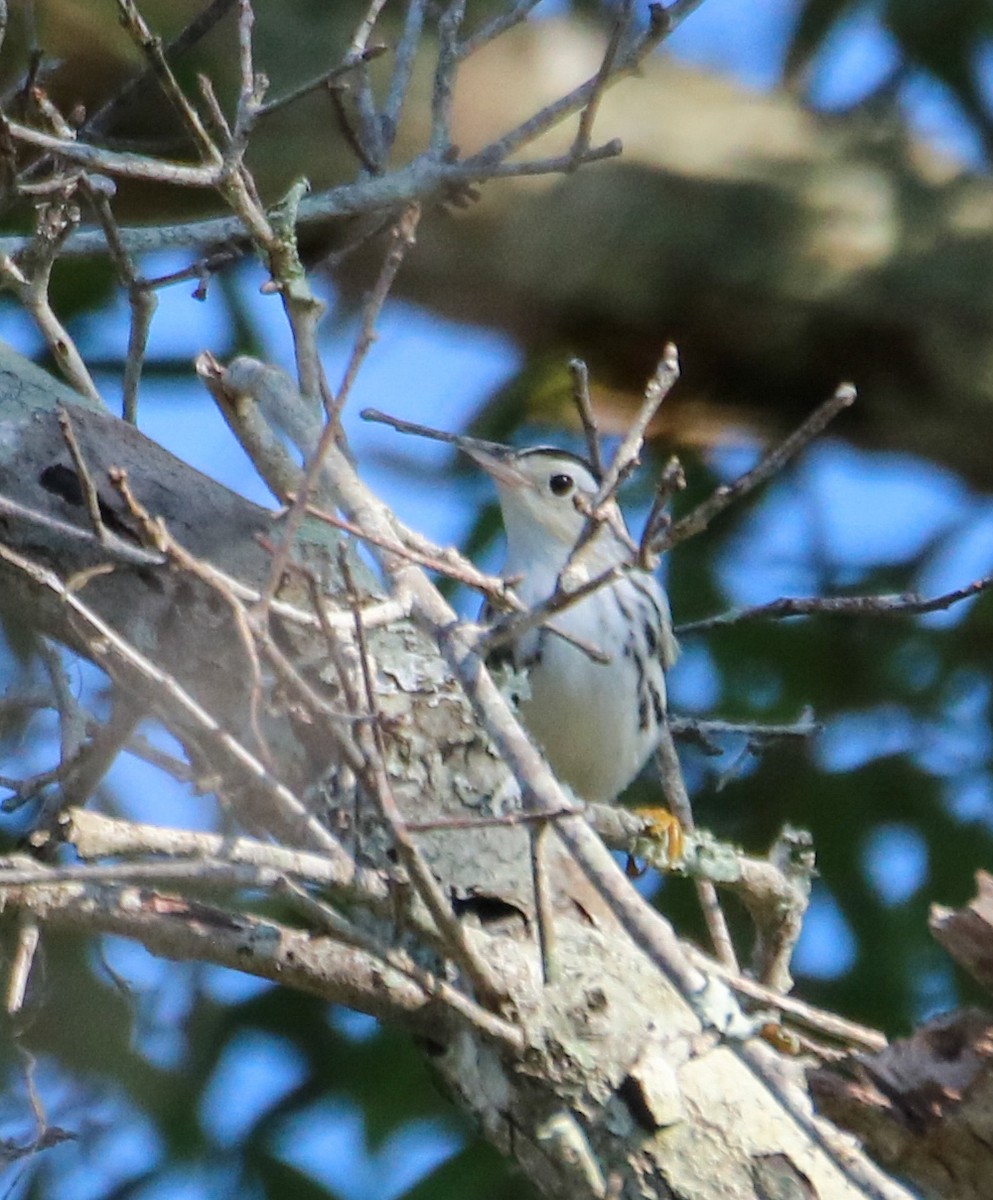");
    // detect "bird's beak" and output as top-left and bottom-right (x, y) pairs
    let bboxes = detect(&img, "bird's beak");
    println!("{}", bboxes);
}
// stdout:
(456, 438), (531, 490)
